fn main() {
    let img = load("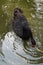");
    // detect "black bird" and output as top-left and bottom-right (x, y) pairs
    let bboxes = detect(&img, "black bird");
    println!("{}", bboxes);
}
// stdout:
(12, 8), (36, 47)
